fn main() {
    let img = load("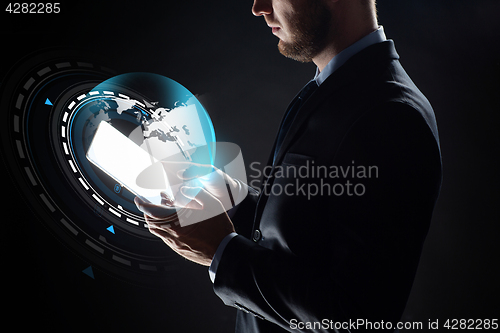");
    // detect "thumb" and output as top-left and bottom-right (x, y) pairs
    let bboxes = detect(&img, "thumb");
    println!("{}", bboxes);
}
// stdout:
(180, 186), (201, 199)
(180, 186), (223, 209)
(177, 164), (214, 181)
(177, 187), (227, 226)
